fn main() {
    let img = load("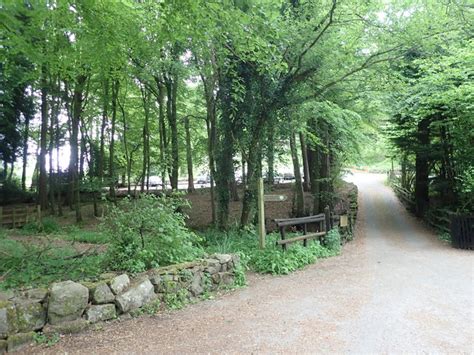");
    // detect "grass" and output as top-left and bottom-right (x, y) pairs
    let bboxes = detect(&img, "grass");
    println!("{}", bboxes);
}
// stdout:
(201, 227), (341, 275)
(0, 226), (106, 290)
(61, 226), (109, 244)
